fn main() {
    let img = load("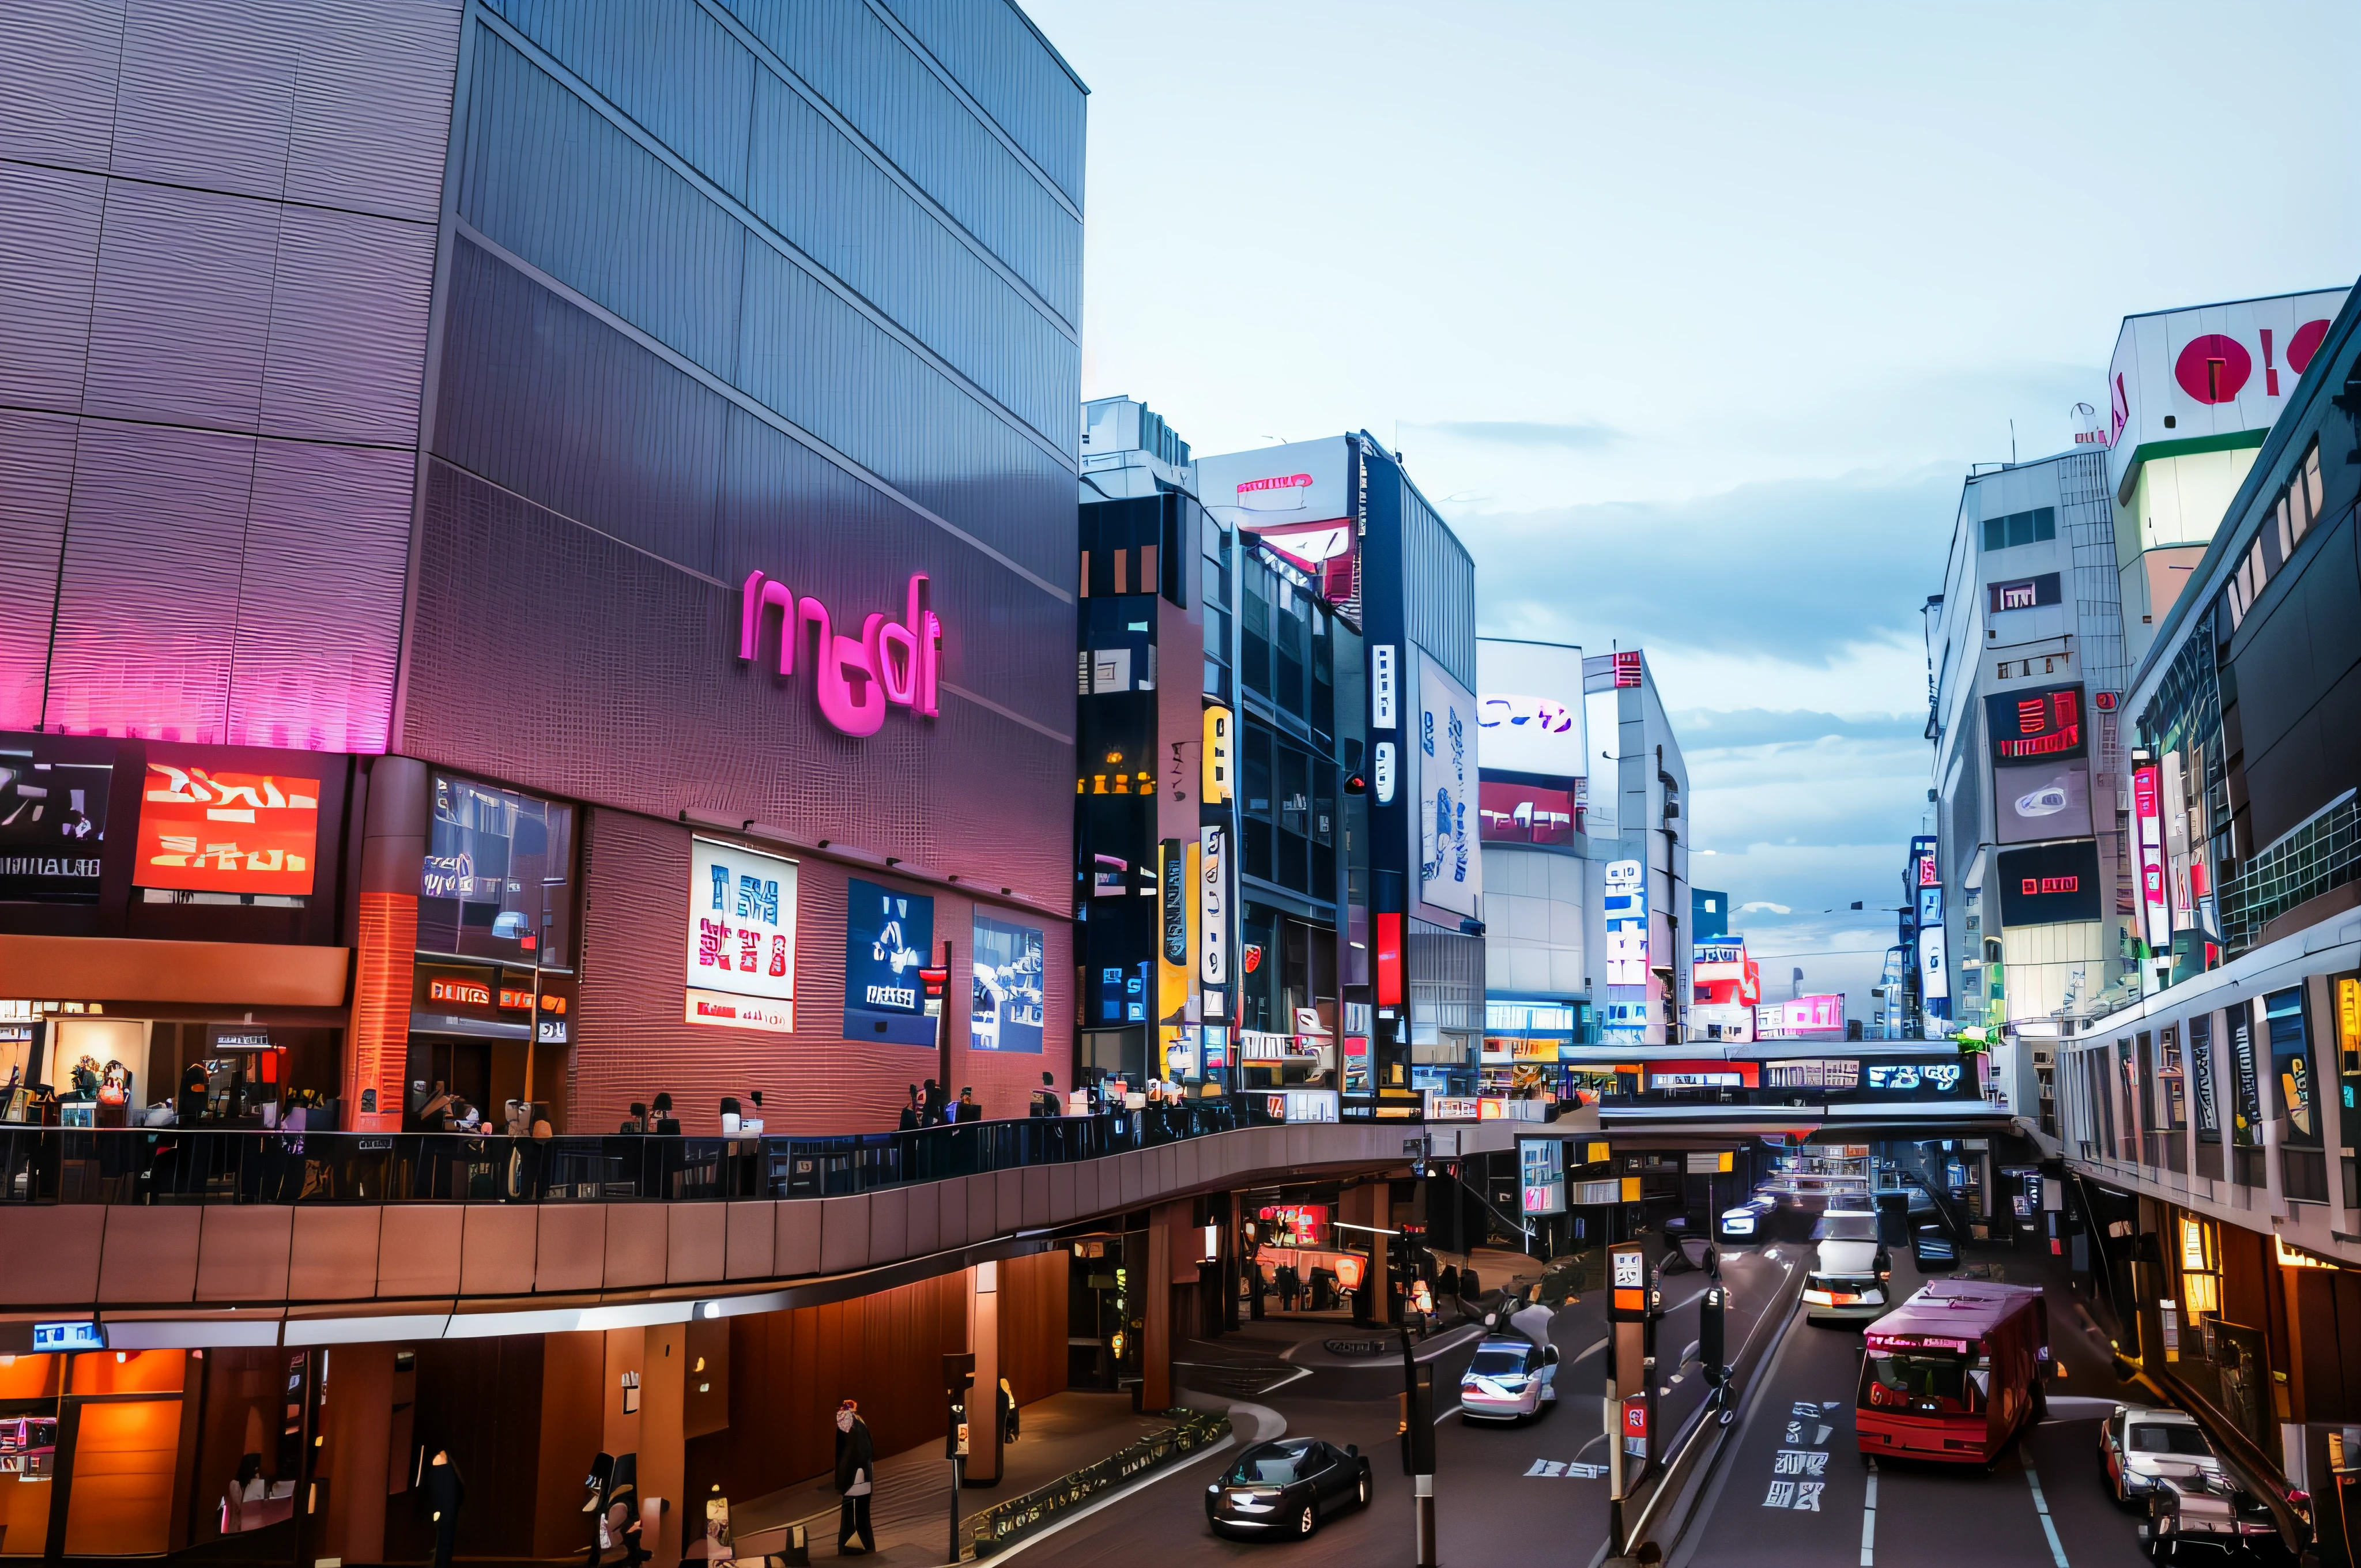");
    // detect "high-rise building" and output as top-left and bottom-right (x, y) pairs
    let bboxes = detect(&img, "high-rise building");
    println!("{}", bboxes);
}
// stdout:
(1582, 651), (1691, 1044)
(1924, 445), (2129, 1115)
